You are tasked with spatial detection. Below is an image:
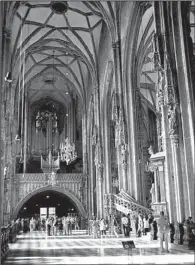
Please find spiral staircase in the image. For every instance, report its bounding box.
[105,189,153,218]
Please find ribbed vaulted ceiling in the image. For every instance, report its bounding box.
[11,1,105,106]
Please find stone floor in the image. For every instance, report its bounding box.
[2,230,195,264]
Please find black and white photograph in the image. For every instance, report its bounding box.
[0,1,195,264]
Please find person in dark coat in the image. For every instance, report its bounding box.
[148,214,154,231]
[179,223,184,245]
[135,216,139,236]
[169,223,175,243]
[126,214,131,237]
[152,220,158,240]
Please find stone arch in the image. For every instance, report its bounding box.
[12,186,87,219]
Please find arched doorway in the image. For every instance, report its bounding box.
[17,190,78,218]
[13,186,87,220]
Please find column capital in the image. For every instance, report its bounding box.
[148,161,158,172]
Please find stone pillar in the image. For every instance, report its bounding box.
[82,108,89,215]
[97,167,104,219]
[82,109,88,174]
[154,168,159,203]
[161,103,174,222]
[121,144,127,191]
[171,2,195,219]
[67,103,71,140]
[170,134,184,223]
[112,42,129,193]
[0,7,3,263]
[93,83,104,219]
[23,93,28,173]
[104,119,112,194]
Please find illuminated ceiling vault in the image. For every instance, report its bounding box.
[8,1,157,112]
[10,1,107,108]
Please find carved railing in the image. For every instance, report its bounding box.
[16,173,87,204]
[1,226,9,261]
[104,191,153,218]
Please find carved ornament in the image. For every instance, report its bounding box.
[167,103,179,136]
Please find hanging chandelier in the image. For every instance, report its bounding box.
[60,138,77,165]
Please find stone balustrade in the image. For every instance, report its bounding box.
[9,221,20,243]
[104,193,153,218]
[1,226,9,261]
[15,173,87,203]
[1,219,23,261]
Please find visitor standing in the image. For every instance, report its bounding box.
[30,217,35,233]
[135,216,139,236]
[143,215,150,235]
[157,211,169,253]
[46,218,51,236]
[148,213,154,231]
[121,214,128,237]
[127,213,131,237]
[137,215,144,237]
[113,215,119,238]
[100,218,107,238]
[91,217,99,239]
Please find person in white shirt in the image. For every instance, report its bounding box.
[100,218,107,238]
[143,215,150,235]
[121,214,128,237]
[157,211,169,253]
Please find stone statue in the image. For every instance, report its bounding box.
[157,115,163,151]
[157,70,164,98]
[148,145,154,155]
[94,140,103,171]
[48,171,56,186]
[167,104,179,135]
[121,144,127,164]
[150,183,155,203]
[4,192,10,213]
[7,199,10,213]
[4,166,8,178]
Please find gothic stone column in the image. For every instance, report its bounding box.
[170,134,185,223]
[96,165,104,219]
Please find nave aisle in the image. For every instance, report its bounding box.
[2,231,194,265]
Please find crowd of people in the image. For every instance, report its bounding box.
[89,212,195,252]
[45,215,80,236]
[12,211,194,252]
[19,215,80,236]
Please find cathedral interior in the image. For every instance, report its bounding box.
[0,1,195,264]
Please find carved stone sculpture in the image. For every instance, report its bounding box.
[48,171,57,186]
[150,183,155,203]
[167,104,179,135]
[148,145,154,155]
